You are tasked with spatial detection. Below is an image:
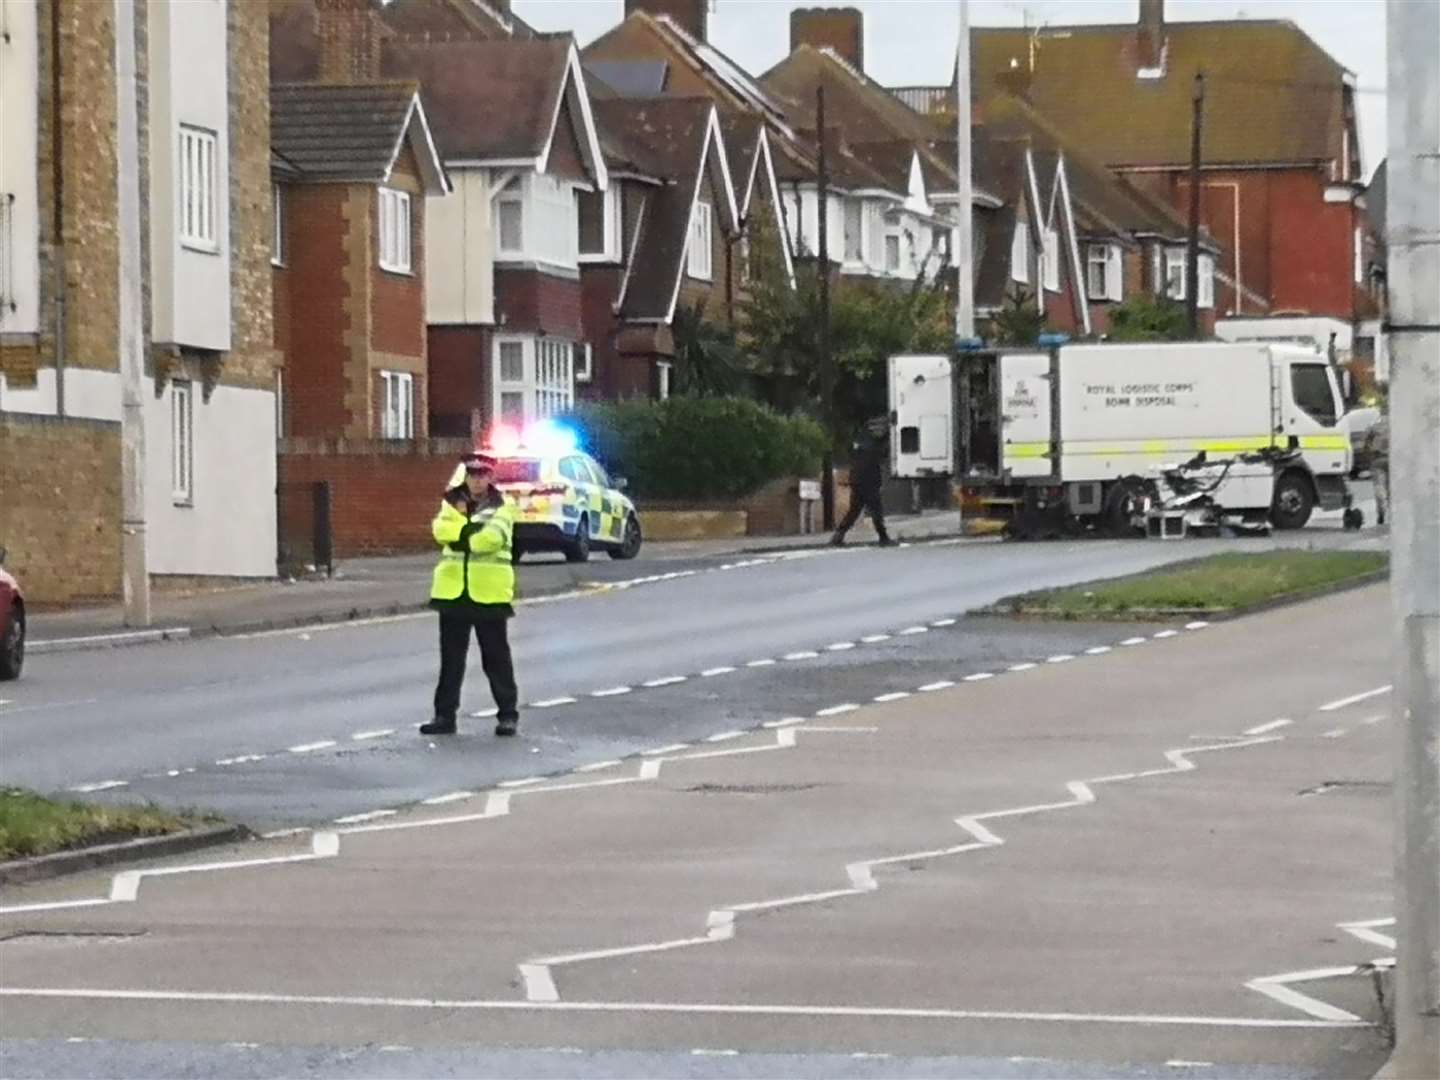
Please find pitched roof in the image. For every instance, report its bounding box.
[380,0,538,41]
[591,98,737,322]
[971,21,1349,168]
[270,81,448,193]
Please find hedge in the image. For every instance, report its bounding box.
[563,397,826,501]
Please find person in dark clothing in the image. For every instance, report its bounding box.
[831,417,894,547]
[422,453,520,737]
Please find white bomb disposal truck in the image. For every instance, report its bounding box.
[889,342,1355,538]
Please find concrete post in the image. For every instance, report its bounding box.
[1382,1,1440,1075]
[955,0,974,341]
[115,0,150,626]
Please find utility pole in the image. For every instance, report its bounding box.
[955,0,975,341]
[1185,71,1204,338]
[816,82,836,532]
[1380,1,1439,1075]
[115,0,150,626]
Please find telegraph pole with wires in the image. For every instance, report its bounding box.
[816,82,836,532]
[955,0,975,342]
[1185,71,1205,337]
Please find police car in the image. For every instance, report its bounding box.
[486,421,642,564]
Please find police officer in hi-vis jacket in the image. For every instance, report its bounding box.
[422,452,520,737]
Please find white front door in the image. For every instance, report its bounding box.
[1000,353,1053,478]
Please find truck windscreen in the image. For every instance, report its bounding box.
[1291,364,1339,427]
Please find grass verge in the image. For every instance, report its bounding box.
[0,788,213,861]
[988,550,1388,620]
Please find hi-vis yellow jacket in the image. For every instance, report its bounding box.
[430,496,516,606]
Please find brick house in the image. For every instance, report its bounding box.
[270,82,450,440]
[1,0,278,604]
[956,0,1372,322]
[583,96,742,400]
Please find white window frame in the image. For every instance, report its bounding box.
[1010,220,1030,284]
[1086,243,1122,302]
[378,187,412,274]
[657,360,672,401]
[577,185,622,263]
[1042,226,1060,292]
[380,370,415,439]
[535,338,573,418]
[271,183,284,267]
[497,194,524,257]
[843,198,864,264]
[179,125,220,253]
[687,201,714,281]
[1164,248,1187,300]
[1353,225,1364,285]
[492,336,574,426]
[884,233,901,272]
[171,380,194,505]
[1198,253,1215,309]
[574,341,593,383]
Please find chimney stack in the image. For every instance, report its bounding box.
[1138,0,1165,70]
[790,7,864,72]
[315,0,385,83]
[625,0,710,43]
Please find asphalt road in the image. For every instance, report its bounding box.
[0,529,1377,829]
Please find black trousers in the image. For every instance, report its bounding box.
[433,610,518,723]
[833,488,890,542]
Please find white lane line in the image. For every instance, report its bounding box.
[1359,714,1387,726]
[1120,637,1148,647]
[761,718,806,729]
[215,755,267,766]
[333,810,396,825]
[1154,630,1180,639]
[692,1049,739,1057]
[826,642,856,651]
[70,780,128,794]
[574,760,623,773]
[705,731,746,743]
[1185,621,1211,631]
[1167,1061,1214,1069]
[1244,718,1293,736]
[531,697,579,709]
[1321,729,1348,739]
[288,740,336,754]
[930,618,957,628]
[873,692,911,703]
[1085,646,1112,655]
[0,987,1367,1029]
[642,743,690,756]
[700,667,736,678]
[497,777,545,788]
[1008,662,1038,673]
[642,676,686,688]
[919,681,955,692]
[783,651,820,661]
[591,687,632,698]
[351,729,395,742]
[816,704,859,717]
[421,791,473,806]
[963,672,995,682]
[746,659,776,668]
[861,634,891,644]
[898,626,928,636]
[1047,654,1075,664]
[1319,685,1392,712]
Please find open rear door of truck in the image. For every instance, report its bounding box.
[889,354,953,478]
[1000,352,1054,479]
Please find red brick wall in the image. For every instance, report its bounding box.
[429,325,490,437]
[372,150,428,358]
[277,440,473,558]
[494,267,584,339]
[281,184,353,438]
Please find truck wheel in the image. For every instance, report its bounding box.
[1270,472,1315,530]
[1102,479,1148,539]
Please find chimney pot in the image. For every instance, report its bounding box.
[1138,0,1165,70]
[625,0,710,43]
[790,7,865,72]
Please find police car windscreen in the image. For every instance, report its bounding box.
[494,459,541,484]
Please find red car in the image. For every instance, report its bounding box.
[0,548,24,681]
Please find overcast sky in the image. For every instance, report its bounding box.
[513,0,1389,178]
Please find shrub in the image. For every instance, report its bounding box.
[563,397,825,501]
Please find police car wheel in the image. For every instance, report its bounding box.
[565,518,591,563]
[609,514,642,560]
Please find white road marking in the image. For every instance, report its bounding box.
[642,743,691,755]
[421,791,473,806]
[260,828,309,840]
[1319,685,1392,712]
[898,626,928,636]
[860,634,891,643]
[1008,662,1038,673]
[351,729,395,741]
[826,642,856,651]
[288,740,336,754]
[746,659,776,668]
[816,704,860,717]
[962,673,995,683]
[574,760,623,773]
[1085,646,1112,655]
[1244,718,1293,736]
[919,681,955,692]
[783,651,820,661]
[874,692,911,703]
[531,697,578,709]
[1153,630,1180,639]
[1047,655,1075,664]
[642,676,686,688]
[1120,637,1148,646]
[0,987,1365,1029]
[700,667,736,677]
[930,618,957,628]
[1338,917,1397,951]
[1321,729,1348,739]
[692,1049,739,1056]
[705,731,746,743]
[332,810,396,825]
[761,718,806,728]
[215,755,267,766]
[591,687,632,698]
[471,708,499,719]
[497,777,545,788]
[1185,621,1211,630]
[70,781,128,793]
[1359,713,1387,726]
[1167,1061,1214,1068]
[1245,967,1367,1022]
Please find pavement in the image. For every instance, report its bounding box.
[0,586,1396,1078]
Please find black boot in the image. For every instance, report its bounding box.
[420,718,457,736]
[494,715,518,737]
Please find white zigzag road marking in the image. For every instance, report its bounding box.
[1245,967,1368,1023]
[519,735,1281,1003]
[1338,917,1397,951]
